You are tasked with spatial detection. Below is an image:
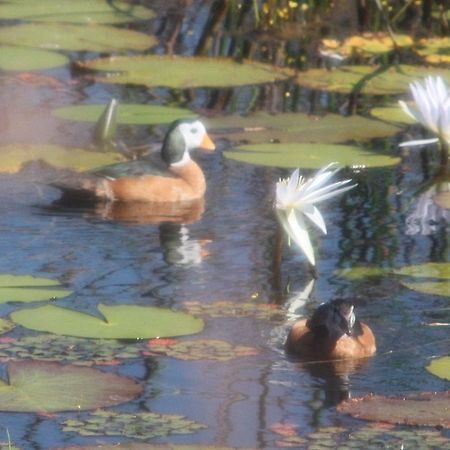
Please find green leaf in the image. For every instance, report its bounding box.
[0,318,15,335]
[297,65,450,95]
[370,106,416,125]
[0,45,68,71]
[208,112,400,144]
[426,356,450,381]
[78,56,292,88]
[417,37,450,64]
[11,304,204,339]
[0,360,142,412]
[0,23,155,52]
[0,144,123,173]
[0,274,71,303]
[54,103,196,125]
[335,267,387,280]
[401,281,450,297]
[224,143,400,169]
[393,263,450,279]
[0,0,154,24]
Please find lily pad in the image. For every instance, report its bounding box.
[0,318,15,335]
[335,267,387,280]
[0,144,123,173]
[61,410,206,439]
[54,104,196,125]
[0,0,155,24]
[0,45,68,71]
[393,262,450,279]
[208,112,400,144]
[370,106,416,125]
[426,356,450,381]
[417,37,450,64]
[78,56,292,88]
[0,360,142,412]
[401,281,450,297]
[182,300,282,320]
[11,304,204,339]
[297,65,450,95]
[0,274,71,303]
[147,338,259,361]
[0,334,144,365]
[224,143,400,169]
[0,23,154,52]
[337,391,450,427]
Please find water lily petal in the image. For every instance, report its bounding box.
[399,137,439,147]
[303,205,327,234]
[300,179,356,204]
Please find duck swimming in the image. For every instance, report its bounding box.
[48,118,215,203]
[285,299,376,360]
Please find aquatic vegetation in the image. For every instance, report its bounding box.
[11,304,204,339]
[0,360,142,412]
[426,356,450,381]
[275,163,356,266]
[0,46,68,71]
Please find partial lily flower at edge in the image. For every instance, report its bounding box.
[275,163,356,266]
[398,76,450,149]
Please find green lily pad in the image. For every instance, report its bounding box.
[0,45,68,71]
[0,360,142,412]
[0,274,71,303]
[297,65,450,95]
[0,0,154,24]
[208,112,400,144]
[370,106,416,125]
[337,391,450,427]
[61,410,206,440]
[426,356,450,381]
[147,338,259,361]
[401,281,450,297]
[0,144,123,173]
[0,23,154,52]
[417,37,450,64]
[224,143,400,169]
[335,267,387,280]
[78,56,292,88]
[54,104,196,125]
[182,300,283,320]
[11,304,204,339]
[0,334,144,365]
[393,262,450,279]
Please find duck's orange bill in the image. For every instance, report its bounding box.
[200,133,216,151]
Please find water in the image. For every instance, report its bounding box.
[0,3,449,449]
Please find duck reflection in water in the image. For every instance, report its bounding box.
[286,299,376,405]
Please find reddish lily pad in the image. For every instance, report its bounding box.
[0,360,142,412]
[61,410,206,439]
[78,55,292,88]
[0,23,154,52]
[147,338,260,361]
[337,391,450,427]
[426,357,450,381]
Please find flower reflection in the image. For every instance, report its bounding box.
[275,163,356,266]
[405,178,450,235]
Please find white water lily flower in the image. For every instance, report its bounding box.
[275,163,356,266]
[399,76,450,147]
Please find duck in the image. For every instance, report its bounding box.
[47,118,215,203]
[285,299,376,360]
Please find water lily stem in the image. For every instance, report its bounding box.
[440,140,449,175]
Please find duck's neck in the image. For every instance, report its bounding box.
[169,160,206,197]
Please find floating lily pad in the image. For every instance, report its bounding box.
[147,338,259,361]
[208,112,400,144]
[0,360,142,412]
[0,0,154,24]
[393,262,450,279]
[335,267,387,280]
[182,300,282,320]
[0,45,68,71]
[297,65,450,95]
[0,144,122,173]
[78,56,292,88]
[417,37,450,64]
[53,104,196,125]
[401,281,450,297]
[60,446,241,450]
[0,23,154,52]
[337,391,450,427]
[0,334,144,365]
[370,106,416,125]
[224,143,400,169]
[426,356,450,381]
[0,274,71,303]
[11,304,204,339]
[61,410,206,440]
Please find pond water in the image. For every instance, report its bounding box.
[0,1,449,449]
